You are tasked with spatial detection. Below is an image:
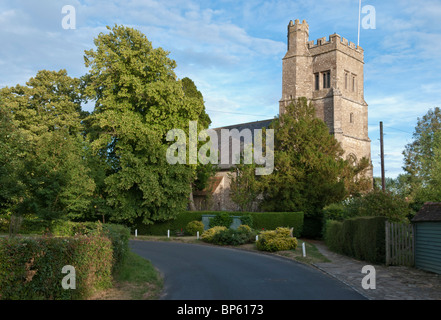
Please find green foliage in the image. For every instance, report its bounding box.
[323,203,346,221]
[0,235,113,300]
[403,107,441,204]
[237,224,252,233]
[324,217,386,264]
[209,227,256,246]
[343,188,411,222]
[256,227,298,252]
[134,211,205,235]
[0,70,95,221]
[185,220,204,236]
[209,212,233,228]
[228,155,262,212]
[102,223,131,272]
[201,226,227,243]
[239,214,253,228]
[83,25,209,225]
[260,98,349,217]
[249,212,303,237]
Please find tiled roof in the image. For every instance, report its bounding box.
[412,202,441,222]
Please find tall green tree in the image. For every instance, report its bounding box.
[260,98,347,215]
[83,25,210,224]
[403,107,441,204]
[0,70,94,221]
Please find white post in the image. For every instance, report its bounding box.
[167,230,170,238]
[302,242,306,257]
[197,231,199,240]
[256,235,259,242]
[135,229,137,237]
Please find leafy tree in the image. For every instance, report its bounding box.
[180,77,215,210]
[0,70,95,221]
[0,106,26,216]
[260,98,347,215]
[228,150,261,212]
[83,25,210,224]
[343,188,412,222]
[403,107,441,204]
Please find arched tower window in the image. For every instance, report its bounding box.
[350,112,354,124]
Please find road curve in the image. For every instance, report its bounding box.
[130,240,366,300]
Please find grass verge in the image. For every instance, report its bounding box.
[90,251,163,300]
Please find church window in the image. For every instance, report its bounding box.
[350,112,354,123]
[315,73,319,90]
[323,71,330,89]
[345,72,348,89]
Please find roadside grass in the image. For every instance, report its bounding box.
[275,239,331,264]
[90,251,163,300]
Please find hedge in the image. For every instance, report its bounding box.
[135,211,304,237]
[324,216,386,264]
[0,235,113,300]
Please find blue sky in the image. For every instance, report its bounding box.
[1,0,440,179]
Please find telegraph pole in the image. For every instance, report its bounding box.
[380,121,386,191]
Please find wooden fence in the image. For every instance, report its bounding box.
[385,221,414,267]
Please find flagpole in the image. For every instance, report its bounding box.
[358,0,361,46]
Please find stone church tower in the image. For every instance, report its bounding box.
[279,19,372,170]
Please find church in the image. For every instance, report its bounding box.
[193,19,372,211]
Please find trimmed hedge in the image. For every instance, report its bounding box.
[135,211,304,237]
[324,216,386,264]
[0,235,113,300]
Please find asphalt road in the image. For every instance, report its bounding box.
[130,240,366,300]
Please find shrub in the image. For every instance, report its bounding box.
[209,212,233,228]
[210,229,249,246]
[323,203,346,221]
[237,224,252,233]
[101,223,131,272]
[185,221,204,236]
[201,226,227,243]
[239,215,253,228]
[208,225,256,246]
[343,189,411,223]
[0,235,113,300]
[256,227,298,252]
[324,216,386,263]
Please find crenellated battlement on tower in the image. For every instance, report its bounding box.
[288,19,309,33]
[307,33,364,56]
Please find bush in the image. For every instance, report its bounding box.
[324,216,386,263]
[0,235,113,300]
[209,212,233,228]
[239,215,253,228]
[323,203,346,221]
[101,223,130,272]
[201,226,227,243]
[237,224,252,233]
[210,229,249,246]
[343,189,411,223]
[185,221,204,236]
[256,227,298,252]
